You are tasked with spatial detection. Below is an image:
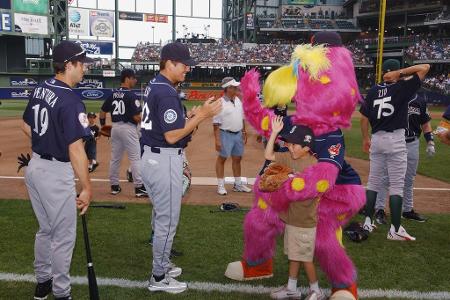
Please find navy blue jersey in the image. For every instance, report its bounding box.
[90,124,100,138]
[360,74,421,134]
[141,74,190,148]
[23,78,91,162]
[405,94,431,139]
[443,105,450,121]
[101,87,142,125]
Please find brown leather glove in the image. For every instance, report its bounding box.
[259,163,293,192]
[99,125,112,137]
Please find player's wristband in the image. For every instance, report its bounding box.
[100,118,106,126]
[424,132,434,143]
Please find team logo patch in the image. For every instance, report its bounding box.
[304,135,312,143]
[164,109,177,124]
[78,113,89,128]
[328,143,342,158]
[135,100,141,107]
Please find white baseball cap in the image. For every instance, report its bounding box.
[221,77,240,89]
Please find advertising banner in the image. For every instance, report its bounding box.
[69,7,89,36]
[10,77,39,86]
[0,0,11,9]
[0,88,33,99]
[14,13,48,35]
[144,13,168,23]
[119,11,143,21]
[77,78,104,89]
[13,0,48,15]
[0,11,12,32]
[284,0,316,4]
[246,13,254,29]
[89,10,114,37]
[75,40,113,55]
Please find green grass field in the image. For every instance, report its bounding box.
[0,200,449,299]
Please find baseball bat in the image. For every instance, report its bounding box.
[90,204,126,209]
[81,214,100,300]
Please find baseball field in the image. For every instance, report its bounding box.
[0,100,449,299]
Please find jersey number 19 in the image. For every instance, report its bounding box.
[32,104,49,136]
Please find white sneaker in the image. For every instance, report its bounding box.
[217,185,228,195]
[387,224,416,241]
[305,289,326,300]
[167,262,182,278]
[270,286,301,299]
[148,275,187,294]
[233,184,252,193]
[363,216,377,232]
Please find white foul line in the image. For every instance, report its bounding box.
[1,175,450,191]
[0,272,449,299]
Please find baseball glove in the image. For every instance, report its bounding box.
[259,163,293,192]
[99,125,112,137]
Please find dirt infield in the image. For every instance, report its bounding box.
[1,117,449,213]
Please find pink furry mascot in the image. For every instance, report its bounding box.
[224,32,366,299]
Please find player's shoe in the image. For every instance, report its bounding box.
[402,209,427,222]
[168,262,182,278]
[270,286,301,299]
[54,295,72,300]
[169,248,184,258]
[217,185,228,196]
[304,290,326,300]
[233,184,252,193]
[126,169,133,182]
[148,274,187,294]
[111,185,122,195]
[387,224,416,241]
[34,278,52,300]
[375,209,387,225]
[135,185,148,197]
[362,216,377,232]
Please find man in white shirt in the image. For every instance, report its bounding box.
[213,77,252,195]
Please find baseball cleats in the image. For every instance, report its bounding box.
[126,169,133,182]
[34,278,52,300]
[233,184,252,193]
[387,224,416,241]
[375,209,387,225]
[135,185,148,197]
[362,216,376,232]
[88,162,99,173]
[148,274,187,294]
[270,286,301,299]
[111,185,122,195]
[402,210,427,222]
[217,185,228,196]
[305,290,326,300]
[168,262,182,278]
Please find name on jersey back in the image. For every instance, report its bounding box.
[33,87,59,108]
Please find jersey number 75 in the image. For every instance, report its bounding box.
[373,96,394,119]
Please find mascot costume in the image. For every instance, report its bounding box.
[225,32,366,299]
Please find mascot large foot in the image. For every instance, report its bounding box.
[331,282,358,300]
[224,259,273,281]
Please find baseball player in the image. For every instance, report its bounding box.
[99,69,147,197]
[140,42,221,294]
[21,41,93,300]
[360,59,430,241]
[362,93,435,224]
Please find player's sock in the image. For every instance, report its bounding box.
[235,177,242,186]
[287,277,297,291]
[364,190,377,220]
[218,178,225,187]
[310,281,320,293]
[389,195,403,231]
[153,274,165,282]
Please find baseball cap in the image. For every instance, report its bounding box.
[279,124,315,148]
[161,42,197,66]
[311,31,343,47]
[52,40,94,64]
[382,59,401,72]
[87,112,97,118]
[221,77,240,89]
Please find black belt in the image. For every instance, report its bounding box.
[149,147,182,155]
[220,129,240,134]
[406,137,418,143]
[37,153,69,162]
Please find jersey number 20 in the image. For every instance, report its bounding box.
[32,104,49,136]
[373,96,394,119]
[112,100,125,115]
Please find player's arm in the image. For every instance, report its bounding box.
[99,98,111,126]
[242,120,247,144]
[213,123,221,151]
[360,114,371,154]
[133,113,141,124]
[264,116,284,161]
[21,121,31,138]
[69,139,92,215]
[164,99,222,145]
[400,64,430,81]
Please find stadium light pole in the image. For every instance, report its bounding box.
[115,0,119,69]
[152,26,155,44]
[375,0,387,84]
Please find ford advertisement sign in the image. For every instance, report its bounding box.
[81,89,104,99]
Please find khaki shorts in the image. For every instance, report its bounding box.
[284,225,316,262]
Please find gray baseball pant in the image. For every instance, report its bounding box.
[24,154,77,298]
[367,129,407,197]
[110,122,143,186]
[375,139,420,212]
[140,146,183,277]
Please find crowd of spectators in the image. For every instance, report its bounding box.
[406,38,450,61]
[132,40,371,66]
[423,73,450,95]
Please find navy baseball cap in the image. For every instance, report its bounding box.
[87,112,97,118]
[161,42,197,66]
[311,31,343,47]
[382,59,401,72]
[53,40,94,64]
[279,123,315,148]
